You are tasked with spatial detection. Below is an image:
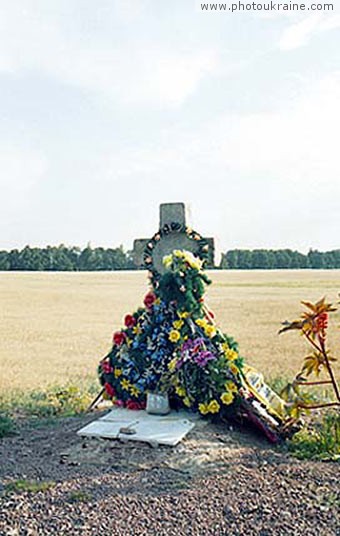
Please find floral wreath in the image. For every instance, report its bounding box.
[142,222,211,288]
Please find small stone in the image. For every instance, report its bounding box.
[223,505,235,521]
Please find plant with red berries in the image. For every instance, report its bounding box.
[279,297,340,419]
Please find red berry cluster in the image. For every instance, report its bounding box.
[316,312,328,340]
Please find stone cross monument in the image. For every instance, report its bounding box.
[132,203,215,272]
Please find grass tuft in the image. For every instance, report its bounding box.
[0,413,15,438]
[5,479,56,494]
[68,490,93,503]
[289,411,340,461]
[0,381,99,420]
[267,376,290,394]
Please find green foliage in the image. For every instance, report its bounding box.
[289,412,340,460]
[0,413,14,438]
[0,251,10,270]
[0,244,135,271]
[2,245,340,271]
[5,479,56,494]
[220,248,340,269]
[158,264,211,314]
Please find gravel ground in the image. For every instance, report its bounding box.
[0,412,339,536]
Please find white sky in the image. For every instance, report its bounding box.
[1,0,339,253]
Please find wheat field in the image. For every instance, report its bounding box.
[1,270,340,394]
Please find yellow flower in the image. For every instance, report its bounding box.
[204,325,216,338]
[182,251,203,270]
[155,297,161,305]
[163,254,173,268]
[191,261,202,271]
[130,385,140,397]
[229,363,239,376]
[168,358,178,372]
[175,386,186,397]
[207,399,220,414]
[225,380,238,393]
[169,329,181,343]
[178,311,190,319]
[114,368,122,378]
[173,319,184,330]
[195,318,207,329]
[225,349,238,361]
[174,250,184,258]
[189,259,202,271]
[220,391,234,406]
[121,378,131,390]
[183,396,191,407]
[221,342,229,353]
[126,337,132,347]
[132,325,142,335]
[198,402,209,415]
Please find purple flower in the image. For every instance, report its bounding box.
[194,350,216,367]
[179,338,217,368]
[182,339,193,352]
[182,338,205,353]
[176,358,184,369]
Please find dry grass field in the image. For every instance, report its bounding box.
[1,270,340,395]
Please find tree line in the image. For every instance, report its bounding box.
[0,245,134,271]
[220,249,340,269]
[0,245,339,271]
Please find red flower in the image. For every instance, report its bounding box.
[113,331,127,346]
[126,400,138,410]
[124,314,136,329]
[144,291,156,309]
[102,361,113,374]
[104,382,116,398]
[126,399,145,410]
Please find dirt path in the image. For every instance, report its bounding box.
[0,413,339,536]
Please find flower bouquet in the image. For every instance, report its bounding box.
[98,249,288,441]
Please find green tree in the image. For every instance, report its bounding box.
[307,249,325,269]
[0,251,10,270]
[251,250,270,269]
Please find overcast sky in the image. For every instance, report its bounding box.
[1,0,339,253]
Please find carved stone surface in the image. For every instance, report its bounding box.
[132,239,149,267]
[159,202,187,228]
[132,203,215,269]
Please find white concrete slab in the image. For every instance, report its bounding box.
[99,408,200,423]
[77,408,197,446]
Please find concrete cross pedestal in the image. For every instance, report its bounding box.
[132,203,214,272]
